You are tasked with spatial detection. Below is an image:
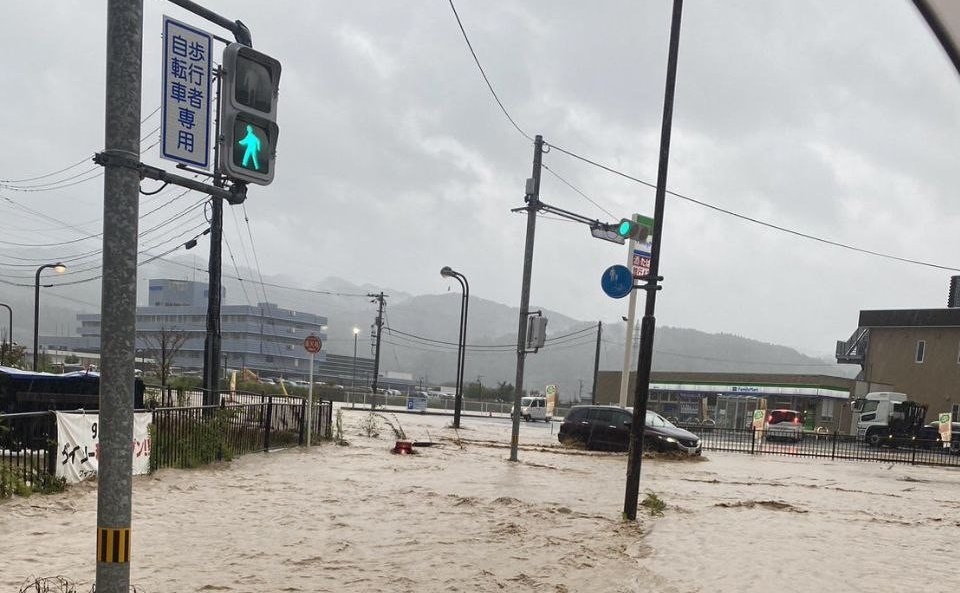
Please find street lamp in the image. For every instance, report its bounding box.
[352,326,360,390]
[440,266,469,429]
[0,303,11,366]
[34,262,66,371]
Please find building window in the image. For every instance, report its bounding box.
[820,399,835,421]
[916,340,926,364]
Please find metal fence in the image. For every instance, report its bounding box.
[692,425,960,467]
[0,395,333,493]
[0,411,57,494]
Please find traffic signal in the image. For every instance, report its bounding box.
[526,316,548,350]
[616,218,649,242]
[220,43,281,185]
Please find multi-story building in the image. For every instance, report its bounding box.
[40,279,374,383]
[836,306,960,423]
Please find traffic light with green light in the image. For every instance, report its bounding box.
[220,43,281,186]
[616,218,649,242]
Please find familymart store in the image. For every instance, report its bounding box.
[646,381,852,433]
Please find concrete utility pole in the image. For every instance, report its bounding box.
[96,0,143,590]
[591,321,602,404]
[623,0,684,522]
[368,292,386,407]
[510,135,544,462]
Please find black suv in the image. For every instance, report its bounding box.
[558,405,702,454]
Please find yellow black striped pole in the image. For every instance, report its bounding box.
[97,528,131,564]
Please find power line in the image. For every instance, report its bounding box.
[0,106,161,185]
[446,0,532,142]
[445,3,960,273]
[547,142,960,272]
[541,163,615,218]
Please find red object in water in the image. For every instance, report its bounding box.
[392,440,414,454]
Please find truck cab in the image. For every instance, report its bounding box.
[852,391,927,446]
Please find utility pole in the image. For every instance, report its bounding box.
[624,0,684,521]
[96,1,142,590]
[368,292,386,408]
[591,321,602,405]
[202,60,226,407]
[510,135,544,462]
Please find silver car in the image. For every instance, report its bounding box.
[765,409,803,442]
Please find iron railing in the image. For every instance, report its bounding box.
[694,426,960,467]
[1,395,333,492]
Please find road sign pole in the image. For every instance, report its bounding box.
[96,1,143,590]
[619,213,641,407]
[307,351,314,447]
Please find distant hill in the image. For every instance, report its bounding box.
[4,255,856,398]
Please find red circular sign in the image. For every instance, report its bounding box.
[303,335,322,354]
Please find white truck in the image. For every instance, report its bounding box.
[851,391,928,446]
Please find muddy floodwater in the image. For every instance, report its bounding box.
[2,409,958,592]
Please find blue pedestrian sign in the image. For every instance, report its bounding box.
[601,265,634,299]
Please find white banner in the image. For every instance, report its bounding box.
[55,412,153,483]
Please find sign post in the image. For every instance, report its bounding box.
[161,16,213,169]
[939,412,952,448]
[303,335,322,446]
[619,214,654,408]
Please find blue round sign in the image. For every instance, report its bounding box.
[601,265,634,299]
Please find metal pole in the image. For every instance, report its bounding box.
[96,0,142,589]
[591,321,602,405]
[352,329,358,390]
[202,65,225,407]
[624,0,683,521]
[619,235,640,407]
[307,351,314,446]
[448,273,466,428]
[459,274,469,422]
[510,135,543,462]
[33,265,47,371]
[0,303,11,366]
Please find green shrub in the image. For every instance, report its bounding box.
[641,490,666,517]
[151,408,237,470]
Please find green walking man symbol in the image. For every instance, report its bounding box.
[238,124,262,170]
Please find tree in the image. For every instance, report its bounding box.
[493,381,516,403]
[0,340,27,369]
[142,326,189,388]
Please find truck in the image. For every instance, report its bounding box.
[851,391,929,447]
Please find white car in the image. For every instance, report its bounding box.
[764,409,804,442]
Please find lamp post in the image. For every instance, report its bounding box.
[440,266,469,429]
[0,303,11,367]
[352,326,360,390]
[33,262,66,371]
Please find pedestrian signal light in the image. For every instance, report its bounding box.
[220,43,281,186]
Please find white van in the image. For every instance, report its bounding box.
[521,396,548,422]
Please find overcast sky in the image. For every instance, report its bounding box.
[2,0,960,357]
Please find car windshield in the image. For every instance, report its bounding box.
[768,410,799,424]
[521,397,533,406]
[645,412,674,428]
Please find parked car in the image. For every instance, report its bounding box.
[558,405,701,455]
[917,421,960,452]
[764,409,803,442]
